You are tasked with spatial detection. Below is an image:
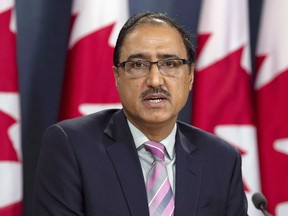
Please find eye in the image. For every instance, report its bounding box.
[163,59,179,68]
[130,61,146,68]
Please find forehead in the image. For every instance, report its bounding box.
[120,24,186,60]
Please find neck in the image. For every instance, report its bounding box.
[128,119,176,142]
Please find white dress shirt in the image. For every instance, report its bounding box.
[127,120,177,193]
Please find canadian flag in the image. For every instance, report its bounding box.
[192,0,261,215]
[255,0,288,215]
[0,0,22,215]
[59,0,128,120]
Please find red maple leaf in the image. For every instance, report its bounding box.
[0,7,22,214]
[256,55,288,213]
[0,9,19,162]
[196,33,211,58]
[0,9,18,92]
[192,34,254,133]
[0,110,19,161]
[193,34,254,193]
[59,22,120,120]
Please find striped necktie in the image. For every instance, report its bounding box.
[144,141,175,216]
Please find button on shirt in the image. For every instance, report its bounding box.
[127,120,177,193]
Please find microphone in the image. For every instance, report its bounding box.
[252,192,270,216]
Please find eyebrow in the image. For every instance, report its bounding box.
[127,53,148,60]
[127,53,181,61]
[159,54,180,59]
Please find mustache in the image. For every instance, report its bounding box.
[140,87,171,99]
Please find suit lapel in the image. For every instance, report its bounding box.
[174,127,203,216]
[104,110,149,216]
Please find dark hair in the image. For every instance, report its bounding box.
[113,12,196,66]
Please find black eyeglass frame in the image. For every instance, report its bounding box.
[116,58,191,77]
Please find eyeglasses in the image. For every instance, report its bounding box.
[117,58,191,77]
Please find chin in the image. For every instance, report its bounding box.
[142,113,173,124]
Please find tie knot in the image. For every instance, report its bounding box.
[144,141,165,161]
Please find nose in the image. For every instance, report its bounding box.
[146,63,164,87]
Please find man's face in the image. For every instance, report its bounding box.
[114,24,194,129]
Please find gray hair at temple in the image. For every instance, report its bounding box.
[113,12,196,66]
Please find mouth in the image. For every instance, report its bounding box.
[140,88,170,107]
[148,98,165,103]
[143,94,168,105]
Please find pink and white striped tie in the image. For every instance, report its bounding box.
[144,141,175,216]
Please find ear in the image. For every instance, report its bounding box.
[188,64,194,91]
[113,66,120,89]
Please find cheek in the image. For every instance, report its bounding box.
[174,76,191,92]
[118,79,142,99]
[170,76,192,104]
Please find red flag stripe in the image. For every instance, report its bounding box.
[192,1,261,215]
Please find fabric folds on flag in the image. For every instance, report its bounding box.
[255,0,288,215]
[192,0,261,215]
[0,0,22,215]
[59,0,129,120]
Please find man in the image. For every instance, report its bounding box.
[33,12,248,215]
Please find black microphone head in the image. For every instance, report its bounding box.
[252,192,268,210]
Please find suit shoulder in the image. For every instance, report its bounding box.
[62,108,120,124]
[177,121,238,155]
[56,109,120,130]
[42,109,123,151]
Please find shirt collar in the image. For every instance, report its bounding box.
[127,120,177,159]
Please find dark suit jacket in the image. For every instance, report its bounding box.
[33,109,248,216]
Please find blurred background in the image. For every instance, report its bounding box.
[1,0,288,215]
